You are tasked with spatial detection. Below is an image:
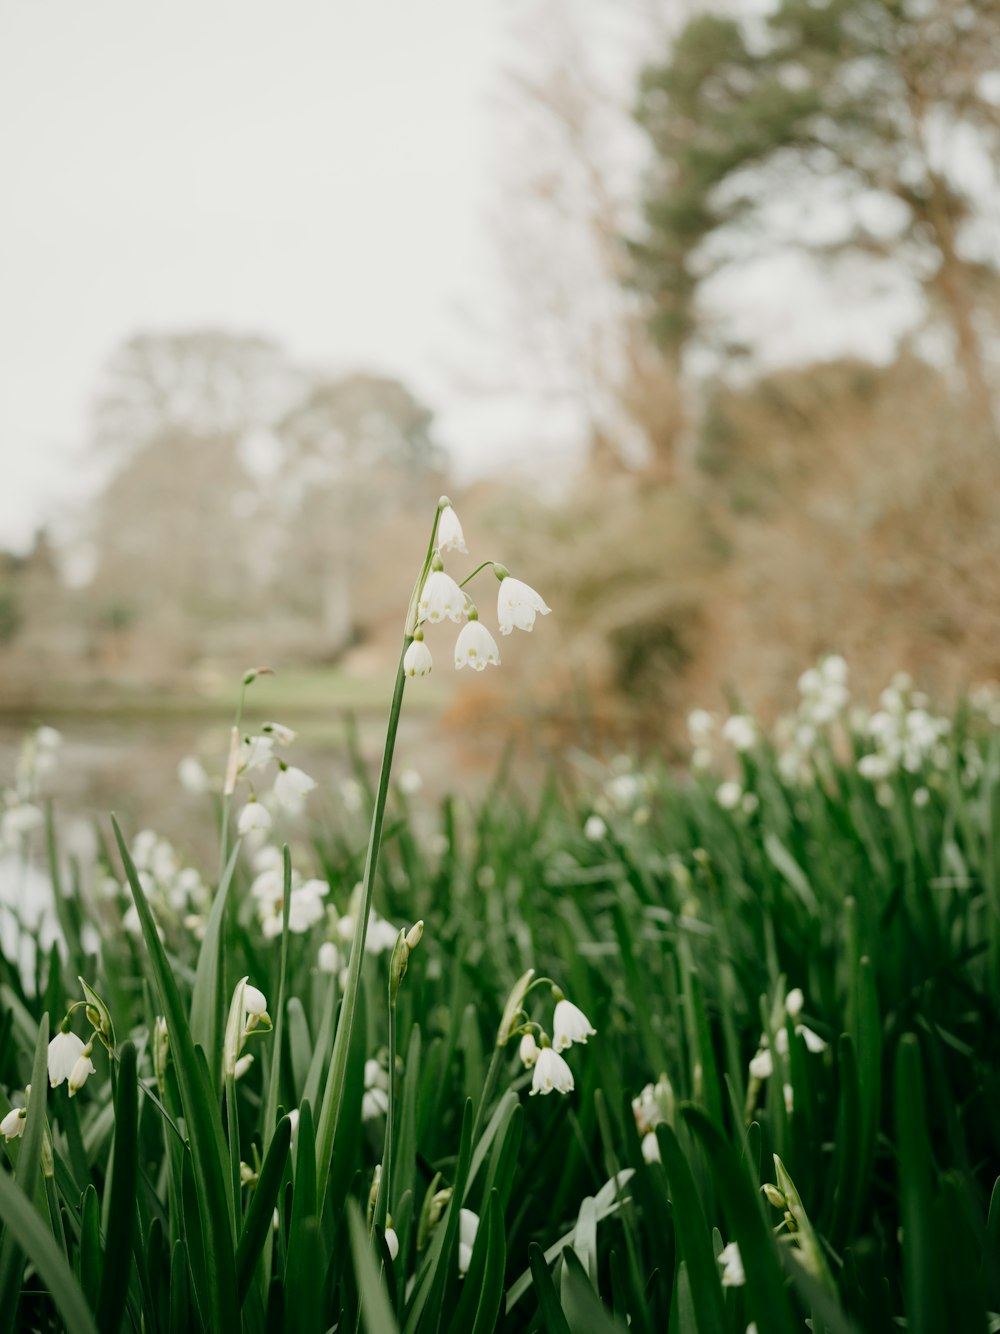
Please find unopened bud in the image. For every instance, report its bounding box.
[405,920,424,951]
[762,1183,786,1209]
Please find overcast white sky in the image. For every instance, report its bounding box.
[0,0,926,554]
[0,0,534,550]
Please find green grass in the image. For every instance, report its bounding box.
[1,686,999,1332]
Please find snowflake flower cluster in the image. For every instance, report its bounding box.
[113,829,211,939]
[687,657,990,805]
[0,725,62,850]
[403,501,550,679]
[516,991,596,1097]
[747,986,826,1115]
[856,674,951,785]
[631,1074,675,1164]
[224,978,272,1079]
[249,845,330,939]
[222,718,317,841]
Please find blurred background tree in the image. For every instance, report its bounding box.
[1,0,999,763]
[631,0,1000,432]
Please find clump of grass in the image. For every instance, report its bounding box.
[0,524,998,1330]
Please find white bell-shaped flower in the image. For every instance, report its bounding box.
[454,618,500,672]
[48,1030,88,1088]
[404,639,433,678]
[385,1226,400,1262]
[718,1241,745,1287]
[519,1033,539,1068]
[419,571,467,625]
[260,721,297,745]
[458,1209,479,1275]
[749,1047,773,1080]
[273,765,316,810]
[244,984,268,1017]
[318,941,341,974]
[436,505,468,554]
[496,576,550,635]
[641,1131,661,1164]
[552,999,596,1052]
[67,1045,96,1097]
[530,1045,574,1096]
[0,1107,25,1140]
[238,801,272,836]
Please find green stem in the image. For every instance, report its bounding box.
[315,499,448,1200]
[373,998,396,1238]
[218,678,251,884]
[458,560,498,590]
[314,644,409,1201]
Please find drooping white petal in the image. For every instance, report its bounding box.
[403,640,433,678]
[798,1023,827,1053]
[496,577,551,636]
[273,766,316,810]
[454,620,500,672]
[385,1226,400,1262]
[749,1047,773,1080]
[238,801,272,836]
[260,721,297,745]
[362,1087,389,1120]
[718,1241,745,1287]
[641,1131,661,1164]
[436,505,468,554]
[519,1033,539,1068]
[552,1000,596,1052]
[318,941,341,974]
[67,1048,96,1097]
[459,1209,480,1252]
[530,1046,574,1096]
[584,815,606,841]
[48,1031,87,1088]
[418,571,467,624]
[0,1108,25,1140]
[244,984,268,1016]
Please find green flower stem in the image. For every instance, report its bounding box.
[372,995,396,1239]
[316,499,449,1202]
[458,560,498,590]
[315,645,407,1203]
[217,675,252,884]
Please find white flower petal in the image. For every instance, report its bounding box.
[530,1047,574,1096]
[749,1047,773,1080]
[436,505,468,554]
[273,766,316,810]
[67,1049,96,1097]
[418,571,467,625]
[519,1033,539,1068]
[404,640,433,678]
[496,576,550,636]
[718,1241,745,1287]
[0,1107,25,1140]
[552,1000,596,1052]
[238,801,272,836]
[48,1031,87,1088]
[454,620,500,672]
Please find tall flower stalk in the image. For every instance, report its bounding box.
[313,498,449,1197]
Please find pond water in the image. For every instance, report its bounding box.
[0,704,542,929]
